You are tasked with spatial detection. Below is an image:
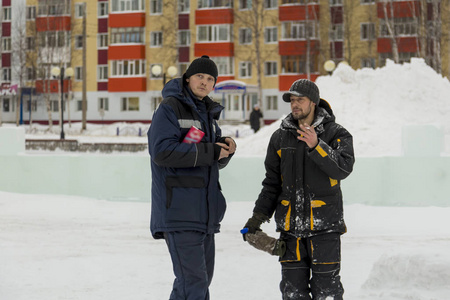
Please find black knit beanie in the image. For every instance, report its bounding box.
[282,79,320,105]
[185,55,218,84]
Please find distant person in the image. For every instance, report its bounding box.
[241,79,355,299]
[249,104,263,133]
[147,55,236,299]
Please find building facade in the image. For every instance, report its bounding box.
[1,0,449,125]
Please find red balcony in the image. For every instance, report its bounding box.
[377,37,419,53]
[109,12,145,28]
[36,16,71,32]
[279,40,319,56]
[36,79,71,94]
[196,8,233,25]
[279,74,319,91]
[109,45,145,60]
[108,77,146,92]
[377,1,420,18]
[194,42,234,57]
[279,4,320,22]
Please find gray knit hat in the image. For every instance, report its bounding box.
[282,79,320,105]
[185,55,218,84]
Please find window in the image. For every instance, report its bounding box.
[75,67,83,81]
[24,97,37,112]
[239,28,252,44]
[329,0,343,6]
[111,27,144,44]
[38,0,71,16]
[281,0,317,4]
[179,0,190,12]
[111,0,145,12]
[2,98,11,112]
[98,34,109,48]
[26,6,36,20]
[98,65,108,81]
[282,21,318,40]
[264,0,277,9]
[281,55,318,73]
[26,37,36,51]
[76,100,83,112]
[150,0,162,14]
[121,97,140,111]
[266,95,278,111]
[239,62,252,78]
[361,0,375,3]
[239,0,252,10]
[380,18,418,37]
[361,23,375,40]
[3,7,11,21]
[178,30,190,46]
[151,96,163,111]
[2,38,11,52]
[197,25,232,42]
[98,97,109,111]
[75,3,85,18]
[52,100,59,112]
[150,31,163,47]
[111,60,146,77]
[329,24,343,41]
[98,2,109,16]
[198,0,232,8]
[27,68,37,81]
[361,58,376,69]
[75,35,84,49]
[264,61,277,76]
[2,68,11,81]
[178,63,189,75]
[212,57,233,75]
[265,27,277,43]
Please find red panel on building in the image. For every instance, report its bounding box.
[2,53,11,67]
[108,77,146,92]
[195,8,233,25]
[36,79,71,93]
[179,47,190,62]
[98,18,108,33]
[330,6,343,24]
[2,0,11,6]
[109,45,145,60]
[97,82,108,91]
[377,37,419,53]
[36,16,71,32]
[2,22,11,36]
[194,43,234,57]
[98,49,108,65]
[279,74,319,91]
[279,4,320,22]
[216,76,235,84]
[179,14,190,30]
[377,1,420,18]
[279,40,319,56]
[109,13,145,28]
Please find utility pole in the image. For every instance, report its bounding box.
[81,2,87,131]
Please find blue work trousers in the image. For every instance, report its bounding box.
[164,231,215,300]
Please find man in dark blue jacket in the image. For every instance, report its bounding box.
[148,55,236,300]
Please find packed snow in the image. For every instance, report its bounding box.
[1,59,450,299]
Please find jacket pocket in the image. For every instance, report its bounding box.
[309,196,342,232]
[275,199,292,232]
[165,176,206,223]
[216,182,227,223]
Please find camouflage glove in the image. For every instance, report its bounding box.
[242,212,270,241]
[245,231,286,257]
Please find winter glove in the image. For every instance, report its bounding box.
[242,212,270,241]
[244,231,286,257]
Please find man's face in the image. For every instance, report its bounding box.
[186,73,215,100]
[290,95,314,120]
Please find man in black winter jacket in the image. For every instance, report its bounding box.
[148,56,236,300]
[242,79,355,299]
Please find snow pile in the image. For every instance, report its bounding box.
[362,254,450,299]
[237,58,450,157]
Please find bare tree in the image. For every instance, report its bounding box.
[379,0,400,63]
[233,0,278,105]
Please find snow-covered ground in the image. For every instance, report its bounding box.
[1,59,450,299]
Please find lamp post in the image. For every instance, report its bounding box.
[51,66,74,140]
[151,65,178,85]
[324,60,336,75]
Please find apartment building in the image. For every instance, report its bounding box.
[1,0,449,125]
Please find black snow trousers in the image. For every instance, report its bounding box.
[279,232,344,300]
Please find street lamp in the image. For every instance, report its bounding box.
[324,60,336,75]
[51,66,74,140]
[151,65,178,85]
